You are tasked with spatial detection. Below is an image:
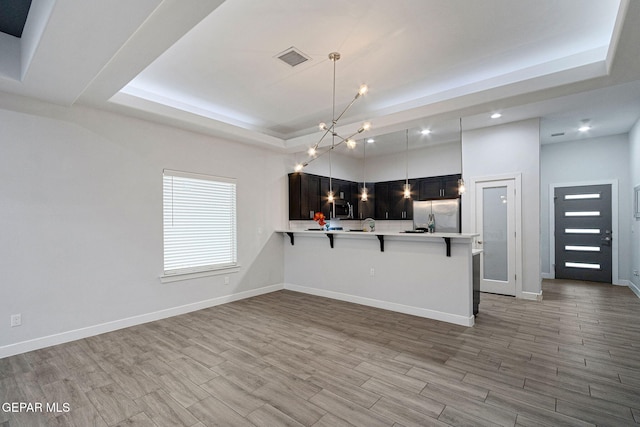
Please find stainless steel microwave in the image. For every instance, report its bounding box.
[333,199,353,219]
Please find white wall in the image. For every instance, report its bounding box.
[364,142,461,182]
[284,233,474,326]
[462,119,541,296]
[0,96,287,356]
[291,150,362,182]
[540,134,631,283]
[291,141,461,184]
[630,120,640,295]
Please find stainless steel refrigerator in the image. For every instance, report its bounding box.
[413,199,460,232]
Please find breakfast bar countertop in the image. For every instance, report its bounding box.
[276,229,478,239]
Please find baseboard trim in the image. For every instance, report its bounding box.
[0,284,284,359]
[541,273,553,279]
[629,280,640,299]
[284,283,474,327]
[520,291,543,301]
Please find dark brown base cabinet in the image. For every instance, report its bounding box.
[289,172,461,221]
[473,252,480,315]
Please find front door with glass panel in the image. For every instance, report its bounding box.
[554,184,612,283]
[476,180,516,296]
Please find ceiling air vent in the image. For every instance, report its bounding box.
[276,47,310,67]
[551,132,565,137]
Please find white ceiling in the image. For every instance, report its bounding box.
[1,0,639,157]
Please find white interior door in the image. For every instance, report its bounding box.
[476,179,516,295]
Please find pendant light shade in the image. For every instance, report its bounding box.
[404,129,411,199]
[361,138,368,201]
[328,146,334,204]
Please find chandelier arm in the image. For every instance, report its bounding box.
[340,128,366,143]
[332,92,362,124]
[312,126,361,154]
[331,133,349,144]
[313,127,334,149]
[307,139,345,163]
[300,133,350,170]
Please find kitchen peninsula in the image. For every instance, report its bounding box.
[278,229,480,326]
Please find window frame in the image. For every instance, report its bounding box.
[161,169,238,282]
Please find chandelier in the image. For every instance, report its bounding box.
[294,52,371,172]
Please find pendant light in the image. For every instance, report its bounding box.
[327,53,337,209]
[403,129,411,198]
[328,146,334,203]
[361,138,368,201]
[458,117,466,195]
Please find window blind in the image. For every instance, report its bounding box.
[163,170,237,276]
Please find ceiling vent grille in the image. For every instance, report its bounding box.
[276,47,310,67]
[551,132,565,137]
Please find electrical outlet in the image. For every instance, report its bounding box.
[224,276,230,285]
[10,314,21,327]
[370,268,375,277]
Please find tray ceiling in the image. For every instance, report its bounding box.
[1,0,639,154]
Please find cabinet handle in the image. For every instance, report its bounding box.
[310,211,314,219]
[386,212,388,219]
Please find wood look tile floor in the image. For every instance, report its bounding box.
[2,279,640,426]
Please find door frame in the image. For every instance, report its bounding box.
[469,173,523,298]
[549,179,620,284]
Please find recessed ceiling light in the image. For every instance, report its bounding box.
[421,129,431,135]
[366,138,375,143]
[578,119,591,132]
[490,113,502,119]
